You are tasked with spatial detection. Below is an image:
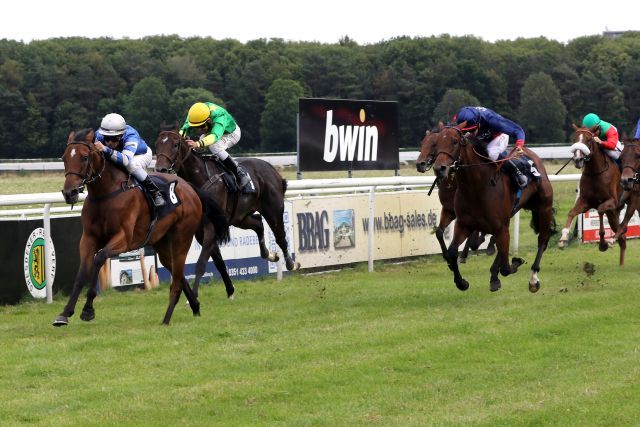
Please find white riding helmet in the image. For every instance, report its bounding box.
[99,113,127,136]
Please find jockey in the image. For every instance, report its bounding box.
[94,113,165,207]
[633,116,640,140]
[455,106,529,189]
[581,113,623,161]
[180,101,251,190]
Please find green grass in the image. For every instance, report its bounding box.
[4,164,636,425]
[1,242,640,425]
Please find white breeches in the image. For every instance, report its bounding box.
[128,147,152,181]
[486,133,510,161]
[208,126,242,160]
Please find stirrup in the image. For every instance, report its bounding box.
[151,193,166,207]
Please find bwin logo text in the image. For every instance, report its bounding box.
[323,109,379,162]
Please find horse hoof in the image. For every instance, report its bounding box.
[193,311,201,317]
[598,243,609,252]
[485,247,496,256]
[455,279,469,291]
[490,280,502,292]
[287,261,301,271]
[228,294,235,301]
[558,240,567,249]
[268,252,280,262]
[529,280,540,293]
[80,309,95,322]
[458,256,467,264]
[511,257,526,270]
[52,316,69,327]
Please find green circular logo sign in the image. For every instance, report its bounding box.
[23,228,56,298]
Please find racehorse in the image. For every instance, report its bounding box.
[431,123,554,292]
[154,130,299,298]
[416,129,496,263]
[57,129,230,326]
[610,139,640,242]
[558,125,626,265]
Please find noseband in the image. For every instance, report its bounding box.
[621,142,640,183]
[63,140,105,192]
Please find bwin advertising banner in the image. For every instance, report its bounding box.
[298,98,399,171]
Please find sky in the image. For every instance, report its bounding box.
[0,0,637,45]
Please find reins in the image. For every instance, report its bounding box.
[63,140,106,191]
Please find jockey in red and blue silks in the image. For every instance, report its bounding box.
[580,113,623,162]
[94,113,165,207]
[635,117,640,140]
[454,106,529,189]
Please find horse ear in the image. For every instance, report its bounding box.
[458,121,467,129]
[67,131,76,145]
[425,130,431,136]
[438,121,445,130]
[589,125,600,133]
[571,123,579,131]
[84,129,95,143]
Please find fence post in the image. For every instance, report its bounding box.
[368,186,376,272]
[43,203,53,304]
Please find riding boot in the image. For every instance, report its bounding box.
[141,176,166,207]
[503,159,528,189]
[221,156,251,189]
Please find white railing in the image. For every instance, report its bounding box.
[0,174,582,302]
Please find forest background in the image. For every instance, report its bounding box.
[1,33,639,158]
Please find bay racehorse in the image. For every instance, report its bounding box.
[558,125,626,265]
[154,130,299,298]
[416,129,496,263]
[57,129,230,326]
[610,139,640,242]
[431,123,554,292]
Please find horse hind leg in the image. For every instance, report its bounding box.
[445,225,471,291]
[210,243,235,299]
[605,210,626,266]
[262,210,300,271]
[238,213,280,262]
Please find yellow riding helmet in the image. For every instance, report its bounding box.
[187,102,211,127]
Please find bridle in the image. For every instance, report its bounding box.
[63,140,105,193]
[573,128,610,176]
[620,142,640,183]
[156,131,192,173]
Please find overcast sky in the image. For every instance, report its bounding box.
[1,0,637,44]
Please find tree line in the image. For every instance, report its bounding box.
[0,33,639,158]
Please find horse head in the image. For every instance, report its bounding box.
[569,124,599,169]
[416,129,440,173]
[432,123,465,180]
[61,129,103,204]
[154,131,188,174]
[619,139,640,191]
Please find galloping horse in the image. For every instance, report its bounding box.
[610,139,640,242]
[154,130,299,298]
[558,125,626,264]
[416,129,496,263]
[431,124,554,292]
[57,129,230,326]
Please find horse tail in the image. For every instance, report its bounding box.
[281,178,288,195]
[195,189,230,244]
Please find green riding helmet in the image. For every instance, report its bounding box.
[582,113,601,128]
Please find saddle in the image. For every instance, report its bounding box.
[199,153,256,194]
[138,175,182,219]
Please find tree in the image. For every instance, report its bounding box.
[432,89,480,125]
[518,72,567,144]
[50,101,91,156]
[124,77,170,143]
[260,79,306,152]
[0,86,27,158]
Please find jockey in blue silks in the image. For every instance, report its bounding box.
[454,106,529,189]
[93,113,165,207]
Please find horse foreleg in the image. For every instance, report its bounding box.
[209,243,235,299]
[559,197,589,248]
[80,247,115,322]
[435,208,455,260]
[53,236,96,326]
[445,224,471,291]
[181,277,200,317]
[485,235,496,256]
[605,209,626,266]
[529,205,553,293]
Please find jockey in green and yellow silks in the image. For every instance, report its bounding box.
[180,102,251,191]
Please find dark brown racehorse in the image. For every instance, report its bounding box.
[154,130,299,298]
[558,125,626,264]
[57,129,229,326]
[416,129,496,263]
[431,124,554,292]
[611,139,640,241]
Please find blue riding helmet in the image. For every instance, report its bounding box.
[455,107,481,127]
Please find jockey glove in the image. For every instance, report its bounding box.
[515,139,525,148]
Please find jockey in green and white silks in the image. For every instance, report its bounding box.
[179,102,251,190]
